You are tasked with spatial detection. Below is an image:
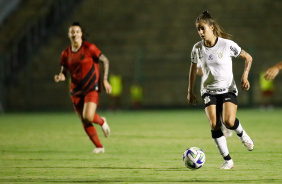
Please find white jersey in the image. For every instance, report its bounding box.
[191,37,241,96]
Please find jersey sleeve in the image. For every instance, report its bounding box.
[191,45,199,64]
[89,44,102,62]
[228,40,242,58]
[60,49,68,67]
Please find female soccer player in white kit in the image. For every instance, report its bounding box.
[187,11,254,169]
[197,65,233,138]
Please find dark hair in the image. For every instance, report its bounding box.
[70,22,88,41]
[196,11,232,39]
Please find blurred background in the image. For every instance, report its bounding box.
[0,0,281,112]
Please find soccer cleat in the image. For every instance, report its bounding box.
[93,147,105,154]
[220,159,234,169]
[101,117,110,137]
[240,130,254,151]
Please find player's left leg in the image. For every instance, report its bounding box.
[83,91,110,137]
[221,101,237,128]
[222,101,254,151]
[221,124,233,138]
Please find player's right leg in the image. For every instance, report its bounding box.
[203,95,234,169]
[206,105,234,169]
[82,122,104,152]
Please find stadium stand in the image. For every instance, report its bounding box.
[1,0,282,111]
[0,0,23,25]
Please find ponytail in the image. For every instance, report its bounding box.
[196,11,232,39]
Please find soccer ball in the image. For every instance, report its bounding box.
[183,147,205,170]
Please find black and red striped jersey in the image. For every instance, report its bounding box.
[60,41,102,96]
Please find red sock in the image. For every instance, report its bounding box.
[83,124,103,148]
[93,113,104,126]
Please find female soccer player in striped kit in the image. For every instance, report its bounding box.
[54,22,111,154]
[187,11,254,169]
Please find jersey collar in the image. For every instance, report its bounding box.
[203,37,219,48]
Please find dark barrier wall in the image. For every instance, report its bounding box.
[2,0,282,111]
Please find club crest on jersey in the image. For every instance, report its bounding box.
[204,96,210,104]
[80,54,85,60]
[217,52,223,59]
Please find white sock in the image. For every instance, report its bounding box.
[234,122,243,135]
[213,136,229,157]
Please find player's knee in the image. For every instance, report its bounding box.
[82,121,92,128]
[209,120,219,130]
[82,113,94,123]
[222,117,235,128]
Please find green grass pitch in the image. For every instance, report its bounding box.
[0,109,282,183]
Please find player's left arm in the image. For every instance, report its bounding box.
[239,49,253,91]
[99,54,112,94]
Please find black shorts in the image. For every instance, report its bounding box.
[202,92,237,108]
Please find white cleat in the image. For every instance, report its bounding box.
[240,130,254,151]
[220,159,234,170]
[93,147,105,154]
[101,117,110,137]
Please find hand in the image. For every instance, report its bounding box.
[187,91,198,105]
[103,80,112,94]
[264,66,279,81]
[54,73,66,82]
[241,77,250,90]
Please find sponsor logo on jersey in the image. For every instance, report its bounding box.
[208,55,213,60]
[230,46,238,56]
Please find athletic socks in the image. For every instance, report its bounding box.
[223,154,232,161]
[212,129,230,160]
[83,124,103,148]
[92,113,104,126]
[229,118,243,137]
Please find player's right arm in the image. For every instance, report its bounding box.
[54,66,66,82]
[187,62,198,105]
[264,61,282,80]
[55,49,68,82]
[196,65,203,76]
